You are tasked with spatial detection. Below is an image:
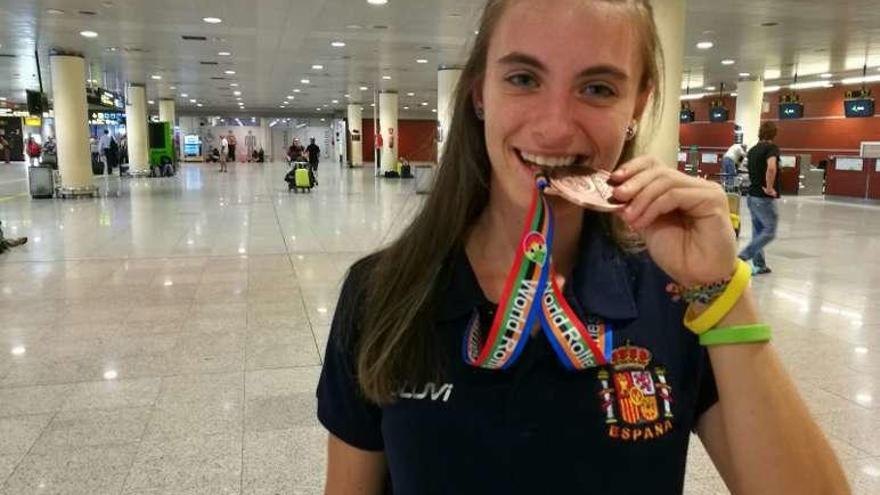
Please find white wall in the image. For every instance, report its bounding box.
[177,117,271,160]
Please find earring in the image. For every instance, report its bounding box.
[475,106,485,121]
[625,123,638,141]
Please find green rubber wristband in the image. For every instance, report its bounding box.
[698,324,772,346]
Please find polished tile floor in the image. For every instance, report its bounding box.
[0,159,878,494]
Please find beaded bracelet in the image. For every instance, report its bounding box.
[666,278,731,305]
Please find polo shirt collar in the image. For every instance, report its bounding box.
[436,213,640,323]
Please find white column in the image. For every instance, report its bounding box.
[158,98,176,127]
[125,83,150,176]
[335,119,347,165]
[379,91,398,172]
[735,79,765,150]
[49,51,95,196]
[260,117,272,161]
[347,104,363,166]
[437,66,462,163]
[638,0,686,167]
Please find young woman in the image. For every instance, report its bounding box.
[317,1,849,493]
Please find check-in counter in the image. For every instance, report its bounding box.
[825,156,880,199]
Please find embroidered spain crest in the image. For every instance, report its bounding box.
[597,341,674,442]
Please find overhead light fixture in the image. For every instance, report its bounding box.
[46,8,65,14]
[316,107,322,111]
[696,41,714,50]
[181,93,189,97]
[148,100,155,104]
[842,75,880,85]
[196,103,203,107]
[820,73,833,79]
[432,109,437,113]
[721,59,736,65]
[203,17,222,24]
[421,101,428,106]
[332,99,339,104]
[705,86,716,91]
[218,51,231,56]
[301,79,310,84]
[738,72,751,77]
[105,46,118,52]
[80,30,99,38]
[279,105,286,108]
[229,83,238,87]
[344,94,351,98]
[382,75,391,80]
[331,41,346,47]
[293,89,301,93]
[368,0,388,4]
[790,81,834,90]
[224,70,236,75]
[236,97,242,101]
[169,86,176,90]
[150,74,162,80]
[403,106,410,110]
[233,90,241,96]
[189,99,197,103]
[416,59,428,64]
[764,69,781,79]
[359,86,368,91]
[312,64,324,70]
[763,85,781,93]
[406,92,415,96]
[287,95,295,99]
[680,93,706,101]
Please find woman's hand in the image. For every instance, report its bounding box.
[610,156,738,286]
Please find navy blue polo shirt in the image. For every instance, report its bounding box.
[317,214,718,494]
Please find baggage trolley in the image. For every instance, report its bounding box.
[285,160,315,193]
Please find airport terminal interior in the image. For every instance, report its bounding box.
[2,0,880,494]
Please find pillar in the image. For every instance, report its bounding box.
[437,66,462,163]
[260,117,272,161]
[378,91,398,172]
[49,50,95,196]
[125,83,150,176]
[158,99,176,127]
[637,0,686,167]
[735,79,765,149]
[347,104,363,166]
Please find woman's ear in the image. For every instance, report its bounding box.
[632,85,654,122]
[471,77,485,114]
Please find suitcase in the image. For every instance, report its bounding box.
[28,166,54,199]
[294,168,313,191]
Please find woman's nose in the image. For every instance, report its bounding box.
[530,93,576,150]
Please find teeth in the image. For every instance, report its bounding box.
[520,151,576,167]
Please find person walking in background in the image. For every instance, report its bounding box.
[722,143,746,189]
[25,135,41,167]
[739,122,781,275]
[219,134,229,173]
[226,130,237,163]
[306,137,321,183]
[0,134,10,163]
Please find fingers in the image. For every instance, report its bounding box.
[633,186,729,230]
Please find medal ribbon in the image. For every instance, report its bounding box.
[463,176,610,371]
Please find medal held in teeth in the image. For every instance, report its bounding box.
[547,169,622,212]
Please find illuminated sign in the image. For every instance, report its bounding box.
[844,98,874,118]
[779,102,804,120]
[24,116,42,126]
[709,107,729,123]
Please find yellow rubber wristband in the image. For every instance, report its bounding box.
[683,259,751,334]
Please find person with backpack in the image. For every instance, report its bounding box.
[226,130,237,162]
[306,138,321,183]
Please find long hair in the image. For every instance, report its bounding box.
[356,0,664,404]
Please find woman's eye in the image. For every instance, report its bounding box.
[506,73,538,89]
[583,84,616,98]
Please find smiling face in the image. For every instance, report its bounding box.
[475,0,652,209]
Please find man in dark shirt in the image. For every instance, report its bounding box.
[739,121,780,275]
[306,138,321,169]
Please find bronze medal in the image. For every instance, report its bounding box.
[548,169,622,212]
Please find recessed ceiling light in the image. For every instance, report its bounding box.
[332,99,339,104]
[359,86,368,91]
[189,99,197,103]
[196,103,203,107]
[406,92,415,96]
[105,46,118,52]
[229,83,238,87]
[416,59,428,64]
[181,93,189,97]
[279,105,286,108]
[705,86,716,91]
[721,59,735,65]
[203,17,222,24]
[403,106,409,110]
[169,86,176,90]
[150,74,162,80]
[370,103,375,107]
[233,91,241,96]
[738,72,751,77]
[224,70,236,75]
[344,94,351,98]
[218,51,231,56]
[346,24,363,29]
[382,75,391,80]
[312,64,324,70]
[421,102,428,106]
[367,0,388,4]
[80,30,98,38]
[148,100,155,105]
[46,8,65,14]
[287,95,294,100]
[696,41,714,50]
[301,79,310,84]
[331,41,346,48]
[236,97,242,101]
[316,107,322,111]
[432,109,437,113]
[820,73,833,78]
[293,89,301,93]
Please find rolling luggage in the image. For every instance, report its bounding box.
[286,161,315,192]
[28,166,54,199]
